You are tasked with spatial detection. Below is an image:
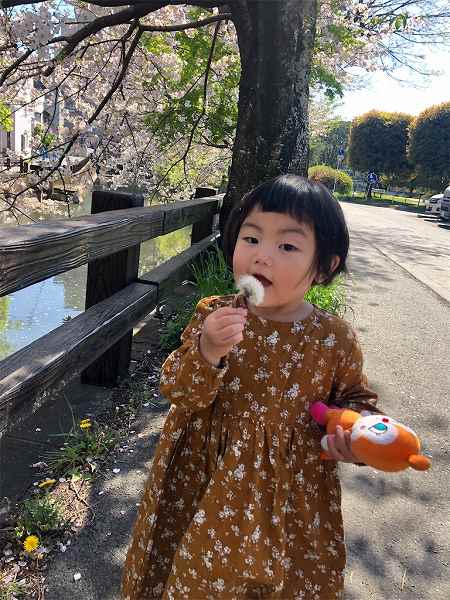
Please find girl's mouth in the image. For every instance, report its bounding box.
[253,274,272,288]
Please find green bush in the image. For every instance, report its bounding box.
[305,275,346,318]
[308,165,353,194]
[409,101,450,189]
[347,110,413,178]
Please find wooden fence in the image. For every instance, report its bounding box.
[0,187,223,437]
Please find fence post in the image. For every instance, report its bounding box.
[81,188,144,387]
[191,187,217,245]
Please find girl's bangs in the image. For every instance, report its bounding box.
[256,186,314,227]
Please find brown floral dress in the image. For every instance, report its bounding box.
[122,296,378,600]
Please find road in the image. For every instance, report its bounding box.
[341,202,450,304]
[338,201,450,600]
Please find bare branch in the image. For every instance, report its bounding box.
[139,12,231,32]
[89,27,142,124]
[199,135,231,149]
[378,40,434,75]
[0,47,34,88]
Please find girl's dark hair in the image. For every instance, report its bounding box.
[223,174,349,285]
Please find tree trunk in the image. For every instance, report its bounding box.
[219,0,318,234]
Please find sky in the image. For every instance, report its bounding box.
[338,47,450,121]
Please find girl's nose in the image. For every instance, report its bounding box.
[254,251,273,267]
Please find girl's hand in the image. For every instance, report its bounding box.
[326,426,361,464]
[199,306,247,366]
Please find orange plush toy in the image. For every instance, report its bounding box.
[310,401,431,472]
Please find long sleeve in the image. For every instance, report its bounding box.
[159,296,229,412]
[330,326,381,415]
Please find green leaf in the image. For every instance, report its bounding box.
[0,100,12,132]
[394,14,408,31]
[310,64,343,100]
[142,33,172,56]
[142,25,240,151]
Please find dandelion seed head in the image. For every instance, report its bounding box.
[236,275,265,306]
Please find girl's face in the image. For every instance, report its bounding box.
[232,207,320,320]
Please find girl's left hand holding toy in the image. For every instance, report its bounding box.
[326,426,361,464]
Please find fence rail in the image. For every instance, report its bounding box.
[0,188,223,437]
[0,194,220,298]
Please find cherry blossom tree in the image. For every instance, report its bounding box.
[0,0,449,227]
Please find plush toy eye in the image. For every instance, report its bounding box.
[369,422,388,434]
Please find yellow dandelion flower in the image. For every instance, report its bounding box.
[80,418,92,430]
[23,535,40,553]
[38,478,56,489]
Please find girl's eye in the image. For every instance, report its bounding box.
[280,243,298,252]
[243,236,258,244]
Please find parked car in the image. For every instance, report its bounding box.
[425,193,443,215]
[441,186,450,221]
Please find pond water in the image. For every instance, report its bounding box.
[0,188,192,360]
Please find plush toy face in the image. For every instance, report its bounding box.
[350,414,423,472]
[350,414,416,446]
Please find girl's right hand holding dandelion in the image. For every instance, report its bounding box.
[199,306,247,366]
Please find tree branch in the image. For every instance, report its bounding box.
[0,0,227,9]
[150,18,221,196]
[139,12,230,32]
[42,4,158,76]
[0,47,34,88]
[5,25,144,206]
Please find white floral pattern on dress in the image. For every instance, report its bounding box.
[122,295,378,600]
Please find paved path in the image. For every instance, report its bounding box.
[341,202,450,304]
[340,202,450,599]
[44,202,450,599]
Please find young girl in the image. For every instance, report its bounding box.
[122,175,379,600]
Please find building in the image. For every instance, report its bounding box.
[0,80,45,159]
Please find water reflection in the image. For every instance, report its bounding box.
[0,188,192,360]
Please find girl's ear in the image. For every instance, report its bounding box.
[314,255,340,285]
[330,255,340,274]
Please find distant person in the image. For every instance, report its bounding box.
[122,175,383,599]
[365,170,379,199]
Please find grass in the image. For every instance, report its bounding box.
[337,190,424,209]
[0,580,27,600]
[160,244,348,351]
[14,493,67,542]
[191,243,237,298]
[160,244,237,351]
[43,422,119,478]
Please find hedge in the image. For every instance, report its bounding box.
[308,165,353,195]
